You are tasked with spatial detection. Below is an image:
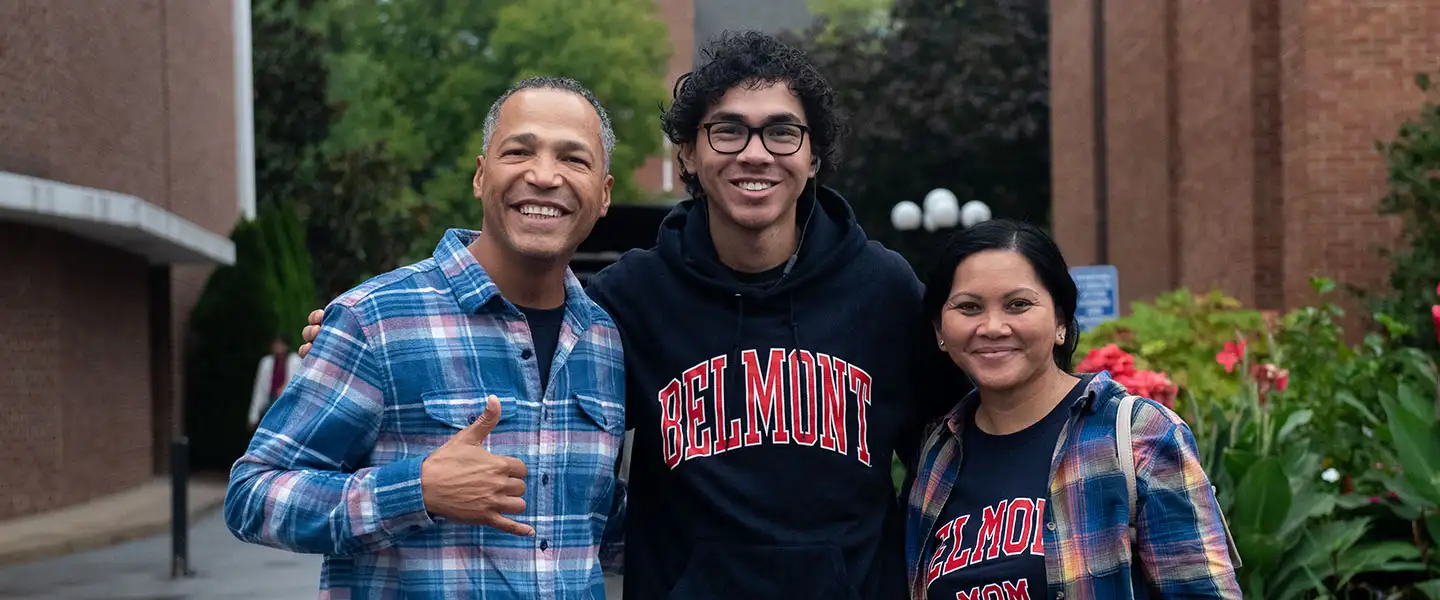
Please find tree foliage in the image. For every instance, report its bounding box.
[185,204,316,469]
[785,0,1051,271]
[317,0,673,257]
[1367,71,1440,358]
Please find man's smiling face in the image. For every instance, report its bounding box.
[474,87,613,265]
[681,81,815,233]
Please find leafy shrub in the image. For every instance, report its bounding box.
[184,204,316,470]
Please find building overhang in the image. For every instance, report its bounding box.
[0,171,235,265]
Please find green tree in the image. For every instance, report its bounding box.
[185,205,316,470]
[317,0,672,261]
[785,0,1051,273]
[1367,72,1440,359]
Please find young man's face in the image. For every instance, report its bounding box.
[681,81,816,233]
[473,88,613,265]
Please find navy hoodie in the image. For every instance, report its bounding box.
[585,185,964,600]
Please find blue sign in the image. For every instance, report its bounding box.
[1070,265,1119,332]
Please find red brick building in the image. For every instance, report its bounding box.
[0,1,247,519]
[1050,0,1440,315]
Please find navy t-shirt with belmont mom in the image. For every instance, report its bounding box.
[924,378,1085,600]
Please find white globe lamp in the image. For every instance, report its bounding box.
[924,188,958,214]
[890,200,922,231]
[960,200,992,228]
[928,195,960,228]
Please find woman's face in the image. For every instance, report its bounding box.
[935,249,1066,393]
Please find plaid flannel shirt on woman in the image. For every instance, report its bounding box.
[904,372,1242,600]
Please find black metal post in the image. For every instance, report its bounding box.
[1093,0,1110,264]
[171,436,193,578]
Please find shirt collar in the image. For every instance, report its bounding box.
[941,370,1117,435]
[430,228,596,332]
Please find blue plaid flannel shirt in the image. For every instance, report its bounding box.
[224,228,626,599]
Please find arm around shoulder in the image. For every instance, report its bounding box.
[1130,401,1243,599]
[224,304,435,556]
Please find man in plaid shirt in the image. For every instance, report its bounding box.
[224,76,626,599]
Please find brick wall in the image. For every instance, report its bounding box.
[0,225,152,520]
[1278,0,1437,310]
[634,0,695,197]
[1051,0,1440,318]
[0,0,239,516]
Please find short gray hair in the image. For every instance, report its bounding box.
[481,76,616,172]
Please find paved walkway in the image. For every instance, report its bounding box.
[0,510,323,599]
[0,487,623,599]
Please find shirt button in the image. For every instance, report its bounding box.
[521,348,533,360]
[542,473,550,485]
[540,540,549,551]
[1056,593,1065,600]
[1047,521,1057,531]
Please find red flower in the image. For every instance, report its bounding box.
[1251,363,1291,406]
[1077,344,1135,377]
[1215,339,1247,373]
[1431,304,1439,345]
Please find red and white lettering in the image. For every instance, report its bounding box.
[1002,579,1032,600]
[1003,498,1035,556]
[926,519,955,586]
[970,501,1008,565]
[743,349,790,446]
[848,364,873,465]
[683,362,713,459]
[658,379,684,468]
[957,588,981,600]
[942,514,972,575]
[1031,499,1046,556]
[789,350,819,447]
[710,355,742,453]
[817,354,848,454]
[981,583,1005,600]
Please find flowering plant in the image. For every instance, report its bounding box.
[1074,343,1178,407]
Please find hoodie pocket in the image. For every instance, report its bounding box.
[666,542,862,600]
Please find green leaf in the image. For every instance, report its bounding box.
[1378,389,1440,505]
[1276,409,1313,442]
[1418,72,1432,92]
[1233,457,1293,536]
[1223,448,1259,484]
[1335,541,1422,587]
[1416,578,1440,600]
[1336,391,1383,425]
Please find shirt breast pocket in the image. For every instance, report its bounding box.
[419,388,522,445]
[566,391,625,514]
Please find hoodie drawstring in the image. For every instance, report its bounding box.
[787,295,801,350]
[729,293,744,406]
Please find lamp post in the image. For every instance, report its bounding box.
[891,188,990,233]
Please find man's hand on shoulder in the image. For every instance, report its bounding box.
[298,309,323,358]
[420,395,535,537]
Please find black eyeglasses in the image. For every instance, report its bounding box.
[701,121,810,156]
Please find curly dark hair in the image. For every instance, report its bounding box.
[661,30,844,201]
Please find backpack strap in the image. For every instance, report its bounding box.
[1115,394,1245,572]
[1116,394,1139,544]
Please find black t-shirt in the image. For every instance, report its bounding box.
[924,378,1085,600]
[728,261,789,289]
[518,304,566,392]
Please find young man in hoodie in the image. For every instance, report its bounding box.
[580,31,963,600]
[299,32,962,599]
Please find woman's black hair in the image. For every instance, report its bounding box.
[660,30,844,201]
[920,219,1082,371]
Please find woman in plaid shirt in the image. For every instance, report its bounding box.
[904,220,1242,600]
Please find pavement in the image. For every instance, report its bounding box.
[0,478,623,599]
